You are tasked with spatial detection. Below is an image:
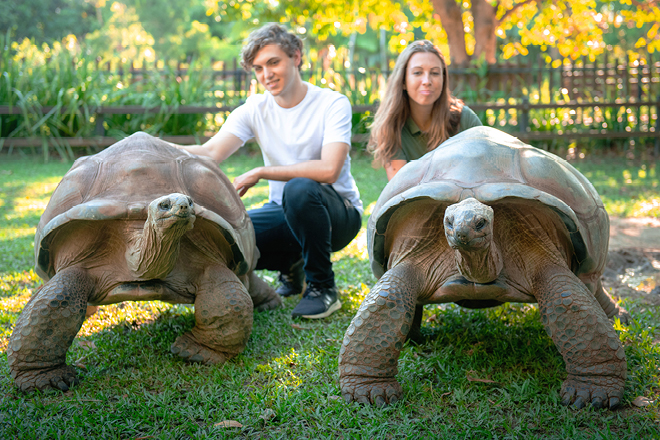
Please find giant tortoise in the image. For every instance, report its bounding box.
[339,126,629,409]
[7,132,281,392]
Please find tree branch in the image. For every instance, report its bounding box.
[627,0,658,11]
[498,0,539,22]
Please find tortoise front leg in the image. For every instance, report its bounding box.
[7,267,93,392]
[339,262,425,406]
[535,267,627,409]
[171,265,253,365]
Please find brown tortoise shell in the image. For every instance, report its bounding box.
[368,126,609,295]
[34,132,255,281]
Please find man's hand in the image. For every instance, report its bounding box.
[175,132,243,164]
[233,167,263,197]
[231,142,350,197]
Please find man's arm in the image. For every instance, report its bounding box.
[233,141,349,197]
[178,131,244,163]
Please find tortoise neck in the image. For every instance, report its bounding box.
[125,217,191,279]
[454,241,503,284]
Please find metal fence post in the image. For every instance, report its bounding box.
[95,111,105,137]
[655,95,660,157]
[519,97,529,133]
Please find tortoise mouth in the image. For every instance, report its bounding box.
[154,211,196,228]
[447,235,487,250]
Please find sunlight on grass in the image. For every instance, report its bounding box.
[0,228,35,239]
[255,349,304,390]
[0,270,39,350]
[333,226,369,261]
[78,301,182,338]
[633,198,660,217]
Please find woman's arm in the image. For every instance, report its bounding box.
[385,159,408,181]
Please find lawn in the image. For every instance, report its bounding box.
[0,152,659,439]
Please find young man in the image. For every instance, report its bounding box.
[180,24,363,319]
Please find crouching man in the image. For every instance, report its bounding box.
[179,24,363,319]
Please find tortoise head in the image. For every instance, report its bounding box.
[148,193,196,233]
[125,193,196,279]
[444,198,502,283]
[444,198,494,251]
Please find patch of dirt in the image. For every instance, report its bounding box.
[602,217,660,305]
[609,217,660,252]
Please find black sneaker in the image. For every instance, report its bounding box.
[276,258,305,297]
[291,283,341,319]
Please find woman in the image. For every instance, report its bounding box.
[368,40,482,180]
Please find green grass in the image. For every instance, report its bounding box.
[0,154,659,439]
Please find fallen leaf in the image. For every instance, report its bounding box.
[328,395,342,401]
[440,392,451,397]
[466,372,498,384]
[73,355,88,369]
[260,408,276,422]
[85,305,99,318]
[215,420,243,428]
[291,323,305,330]
[78,340,96,351]
[632,396,654,407]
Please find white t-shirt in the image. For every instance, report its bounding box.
[215,82,363,213]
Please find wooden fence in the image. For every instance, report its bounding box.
[2,99,659,158]
[2,53,660,158]
[81,52,660,103]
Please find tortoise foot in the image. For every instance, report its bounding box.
[11,364,79,393]
[254,293,282,312]
[247,272,282,312]
[340,376,403,407]
[612,306,631,325]
[170,332,228,365]
[560,374,625,409]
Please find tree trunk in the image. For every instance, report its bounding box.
[471,0,498,64]
[431,0,470,66]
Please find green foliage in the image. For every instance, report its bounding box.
[0,0,98,43]
[0,34,230,144]
[0,156,659,438]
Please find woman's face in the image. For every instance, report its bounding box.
[404,52,444,110]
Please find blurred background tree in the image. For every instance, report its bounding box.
[1,0,658,66]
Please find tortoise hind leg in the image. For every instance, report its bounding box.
[171,265,253,365]
[7,267,93,392]
[594,279,630,324]
[243,270,282,312]
[534,266,627,409]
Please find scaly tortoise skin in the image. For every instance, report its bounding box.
[339,126,628,409]
[7,132,281,392]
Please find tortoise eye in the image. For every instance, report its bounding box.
[159,201,172,211]
[445,219,453,229]
[187,197,193,206]
[475,219,486,230]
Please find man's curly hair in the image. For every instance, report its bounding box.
[240,24,303,72]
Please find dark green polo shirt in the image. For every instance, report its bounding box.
[394,105,482,161]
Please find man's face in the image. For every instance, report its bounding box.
[252,44,300,97]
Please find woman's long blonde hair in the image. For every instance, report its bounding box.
[368,40,464,165]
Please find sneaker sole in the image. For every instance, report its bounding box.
[300,300,342,319]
